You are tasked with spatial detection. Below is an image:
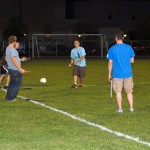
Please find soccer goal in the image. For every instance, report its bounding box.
[31,34,108,58]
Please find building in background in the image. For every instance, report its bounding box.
[0,0,150,40]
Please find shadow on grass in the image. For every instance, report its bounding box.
[22,84,50,87]
[24,98,54,103]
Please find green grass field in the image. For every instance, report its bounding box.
[0,58,150,150]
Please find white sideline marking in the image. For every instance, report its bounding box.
[2,89,150,147]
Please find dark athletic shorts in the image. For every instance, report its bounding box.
[73,65,86,78]
[0,66,9,76]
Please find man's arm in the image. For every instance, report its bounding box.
[74,56,85,65]
[69,58,74,67]
[11,56,26,73]
[108,60,113,82]
[130,58,134,63]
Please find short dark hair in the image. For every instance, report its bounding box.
[74,39,80,43]
[8,35,17,44]
[115,31,124,40]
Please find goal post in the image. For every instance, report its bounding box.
[31,34,108,59]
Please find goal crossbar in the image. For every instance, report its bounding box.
[32,34,103,36]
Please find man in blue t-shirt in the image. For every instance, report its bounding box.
[69,40,86,88]
[107,31,135,113]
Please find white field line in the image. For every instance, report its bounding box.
[2,89,150,148]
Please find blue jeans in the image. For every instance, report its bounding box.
[5,69,22,101]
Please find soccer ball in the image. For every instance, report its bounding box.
[40,78,47,83]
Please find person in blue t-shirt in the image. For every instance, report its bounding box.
[69,40,86,88]
[107,31,135,113]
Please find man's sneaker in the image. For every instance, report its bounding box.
[79,84,83,87]
[129,108,134,112]
[3,86,8,90]
[6,99,17,102]
[116,109,123,113]
[71,84,78,89]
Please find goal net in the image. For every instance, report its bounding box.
[31,34,108,58]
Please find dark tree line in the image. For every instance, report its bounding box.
[2,15,28,41]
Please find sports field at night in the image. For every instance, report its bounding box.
[0,58,150,150]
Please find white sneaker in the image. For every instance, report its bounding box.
[129,108,134,112]
[116,109,123,113]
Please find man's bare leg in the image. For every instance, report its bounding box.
[74,76,78,85]
[71,76,78,88]
[127,93,134,110]
[6,75,10,86]
[79,77,84,86]
[0,75,4,87]
[116,92,123,111]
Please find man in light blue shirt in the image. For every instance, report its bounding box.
[69,40,86,88]
[107,31,135,113]
[5,36,26,101]
[6,45,21,71]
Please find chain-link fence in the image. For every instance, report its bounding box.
[31,34,108,58]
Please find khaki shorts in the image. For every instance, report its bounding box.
[73,65,86,78]
[113,77,134,94]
